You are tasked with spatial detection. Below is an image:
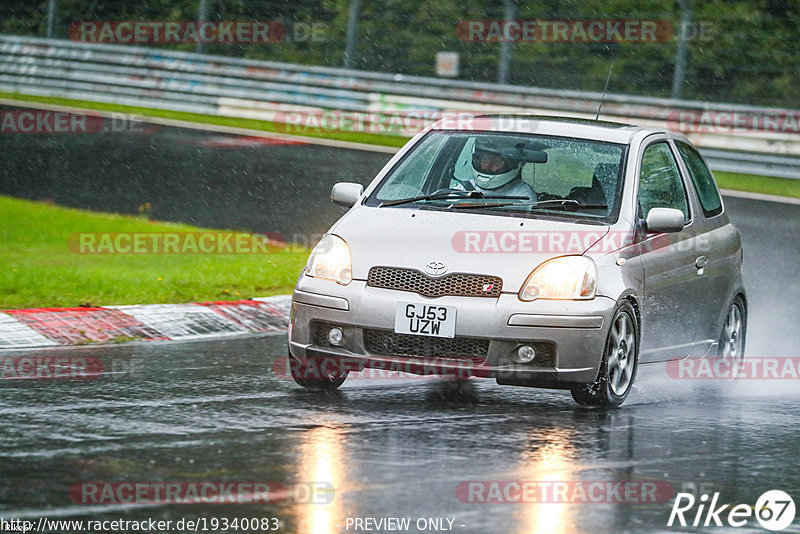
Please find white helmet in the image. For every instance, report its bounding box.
[472,138,522,190]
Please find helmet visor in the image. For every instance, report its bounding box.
[472,150,518,176]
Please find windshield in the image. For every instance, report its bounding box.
[365,131,627,222]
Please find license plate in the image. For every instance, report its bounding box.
[394,302,456,338]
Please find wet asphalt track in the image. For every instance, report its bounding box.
[2,114,800,533]
[0,113,390,241]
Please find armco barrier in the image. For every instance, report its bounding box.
[1,34,799,178]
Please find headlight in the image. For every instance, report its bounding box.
[519,256,596,301]
[305,234,352,285]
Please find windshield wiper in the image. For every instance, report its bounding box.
[379,191,528,207]
[536,199,608,211]
[451,198,606,210]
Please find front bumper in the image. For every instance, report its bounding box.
[288,277,618,387]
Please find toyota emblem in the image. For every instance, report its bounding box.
[424,261,447,276]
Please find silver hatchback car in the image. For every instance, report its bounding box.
[288,115,746,407]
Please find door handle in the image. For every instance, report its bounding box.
[695,256,708,269]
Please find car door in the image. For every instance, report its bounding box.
[635,139,709,362]
[673,140,740,352]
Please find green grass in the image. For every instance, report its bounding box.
[0,195,309,310]
[714,170,800,199]
[0,91,408,148]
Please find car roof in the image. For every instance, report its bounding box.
[435,113,658,144]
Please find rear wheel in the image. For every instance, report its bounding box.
[571,301,639,408]
[690,297,747,399]
[289,353,348,390]
[716,297,746,381]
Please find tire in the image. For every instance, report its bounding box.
[289,352,348,391]
[571,301,639,408]
[715,296,747,382]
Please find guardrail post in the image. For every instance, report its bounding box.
[344,0,361,68]
[195,0,210,54]
[46,0,58,38]
[497,0,516,84]
[671,0,692,99]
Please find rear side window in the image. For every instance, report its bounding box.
[638,142,690,222]
[676,141,723,218]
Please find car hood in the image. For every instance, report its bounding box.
[330,206,609,291]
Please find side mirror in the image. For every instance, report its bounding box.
[331,182,364,208]
[645,207,685,233]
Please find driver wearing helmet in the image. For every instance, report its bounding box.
[455,138,536,199]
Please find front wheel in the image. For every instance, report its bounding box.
[571,301,639,408]
[289,353,348,390]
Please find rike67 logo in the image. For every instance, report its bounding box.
[669,490,796,531]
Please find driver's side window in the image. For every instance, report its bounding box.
[375,134,448,200]
[638,142,690,222]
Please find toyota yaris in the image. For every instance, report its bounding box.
[287,115,746,407]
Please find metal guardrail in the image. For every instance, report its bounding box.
[1,34,799,179]
[700,149,800,180]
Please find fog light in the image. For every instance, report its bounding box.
[517,345,536,364]
[327,327,344,346]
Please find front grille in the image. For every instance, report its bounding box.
[367,267,502,298]
[364,329,489,362]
